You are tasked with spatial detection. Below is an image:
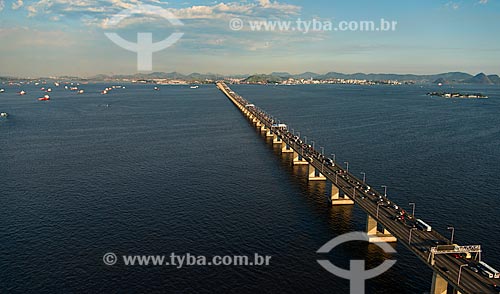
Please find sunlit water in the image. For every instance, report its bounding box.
[1,83,499,293]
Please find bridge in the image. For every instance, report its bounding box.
[217,82,498,294]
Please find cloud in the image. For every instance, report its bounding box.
[24,0,301,21]
[479,0,488,4]
[445,1,460,10]
[0,0,4,11]
[12,0,23,10]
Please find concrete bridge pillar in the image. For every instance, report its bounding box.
[308,164,326,181]
[260,125,267,131]
[366,215,397,243]
[281,142,293,153]
[330,184,354,205]
[293,151,309,165]
[431,272,448,294]
[273,134,283,144]
[266,129,274,137]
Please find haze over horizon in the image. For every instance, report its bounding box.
[1,0,499,77]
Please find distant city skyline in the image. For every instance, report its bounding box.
[0,0,499,77]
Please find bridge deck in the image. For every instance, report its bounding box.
[217,82,498,294]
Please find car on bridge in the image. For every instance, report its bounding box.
[417,246,430,253]
[469,265,479,273]
[440,266,450,273]
[325,158,334,166]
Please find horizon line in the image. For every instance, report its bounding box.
[1,71,497,80]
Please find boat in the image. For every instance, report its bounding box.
[0,112,8,118]
[46,88,52,92]
[101,90,108,95]
[38,95,50,101]
[154,87,160,91]
[18,90,26,95]
[0,89,5,93]
[190,85,199,89]
[54,82,60,87]
[427,92,489,99]
[78,89,84,94]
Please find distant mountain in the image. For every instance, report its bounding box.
[4,71,498,85]
[320,72,352,80]
[270,72,321,79]
[463,73,493,85]
[271,72,292,78]
[292,72,322,79]
[433,72,473,81]
[243,74,284,84]
[487,74,500,85]
[433,78,449,85]
[187,72,219,80]
[241,71,499,85]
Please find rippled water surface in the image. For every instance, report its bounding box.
[1,83,499,293]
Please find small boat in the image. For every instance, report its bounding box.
[38,95,50,101]
[0,112,8,118]
[190,85,199,89]
[46,88,52,92]
[101,90,108,95]
[19,90,26,95]
[0,89,5,93]
[54,82,60,87]
[154,87,160,91]
[41,87,46,91]
[78,89,84,94]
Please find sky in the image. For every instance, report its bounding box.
[0,0,499,77]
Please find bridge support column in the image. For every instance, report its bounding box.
[252,117,258,124]
[293,151,309,165]
[281,142,293,153]
[260,125,267,131]
[256,121,262,127]
[430,272,448,294]
[266,129,274,137]
[308,165,326,181]
[330,184,354,205]
[273,134,282,144]
[366,215,397,243]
